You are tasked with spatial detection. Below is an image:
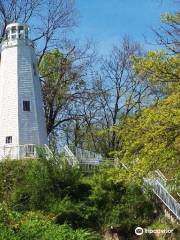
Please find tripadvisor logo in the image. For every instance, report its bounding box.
[135,226,174,236]
[135,227,143,235]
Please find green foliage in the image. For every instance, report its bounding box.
[39,49,85,136]
[8,159,52,211]
[0,205,99,240]
[86,168,155,235]
[39,49,64,79]
[11,156,87,211]
[161,12,180,25]
[0,159,33,204]
[146,216,180,240]
[115,39,180,187]
[132,51,180,95]
[51,197,99,229]
[0,156,157,238]
[115,92,180,184]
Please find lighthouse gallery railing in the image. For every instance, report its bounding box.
[0,144,50,159]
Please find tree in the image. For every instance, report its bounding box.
[63,37,156,155]
[132,50,180,96]
[153,2,180,54]
[115,11,180,183]
[115,92,180,184]
[61,89,103,149]
[92,37,149,154]
[39,42,96,138]
[0,0,76,63]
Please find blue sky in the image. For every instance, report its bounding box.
[70,0,177,54]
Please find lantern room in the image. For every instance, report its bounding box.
[5,23,29,41]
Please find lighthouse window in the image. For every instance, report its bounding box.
[18,26,24,39]
[12,35,16,39]
[5,30,10,40]
[18,26,24,32]
[11,26,17,40]
[6,136,12,144]
[11,26,16,34]
[23,101,30,111]
[25,29,28,39]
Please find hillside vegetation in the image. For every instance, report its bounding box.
[0,154,179,239]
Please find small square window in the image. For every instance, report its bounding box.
[6,136,12,144]
[11,34,16,39]
[23,101,30,111]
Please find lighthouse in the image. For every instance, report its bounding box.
[0,23,48,159]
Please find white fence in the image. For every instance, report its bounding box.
[144,178,180,220]
[67,145,102,165]
[0,144,50,160]
[64,145,79,166]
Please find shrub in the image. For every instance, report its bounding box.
[17,212,100,240]
[0,155,88,212]
[0,205,100,240]
[51,197,99,229]
[87,168,156,235]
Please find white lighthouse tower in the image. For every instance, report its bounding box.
[0,23,48,159]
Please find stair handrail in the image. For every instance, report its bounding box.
[144,178,180,220]
[64,145,79,166]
